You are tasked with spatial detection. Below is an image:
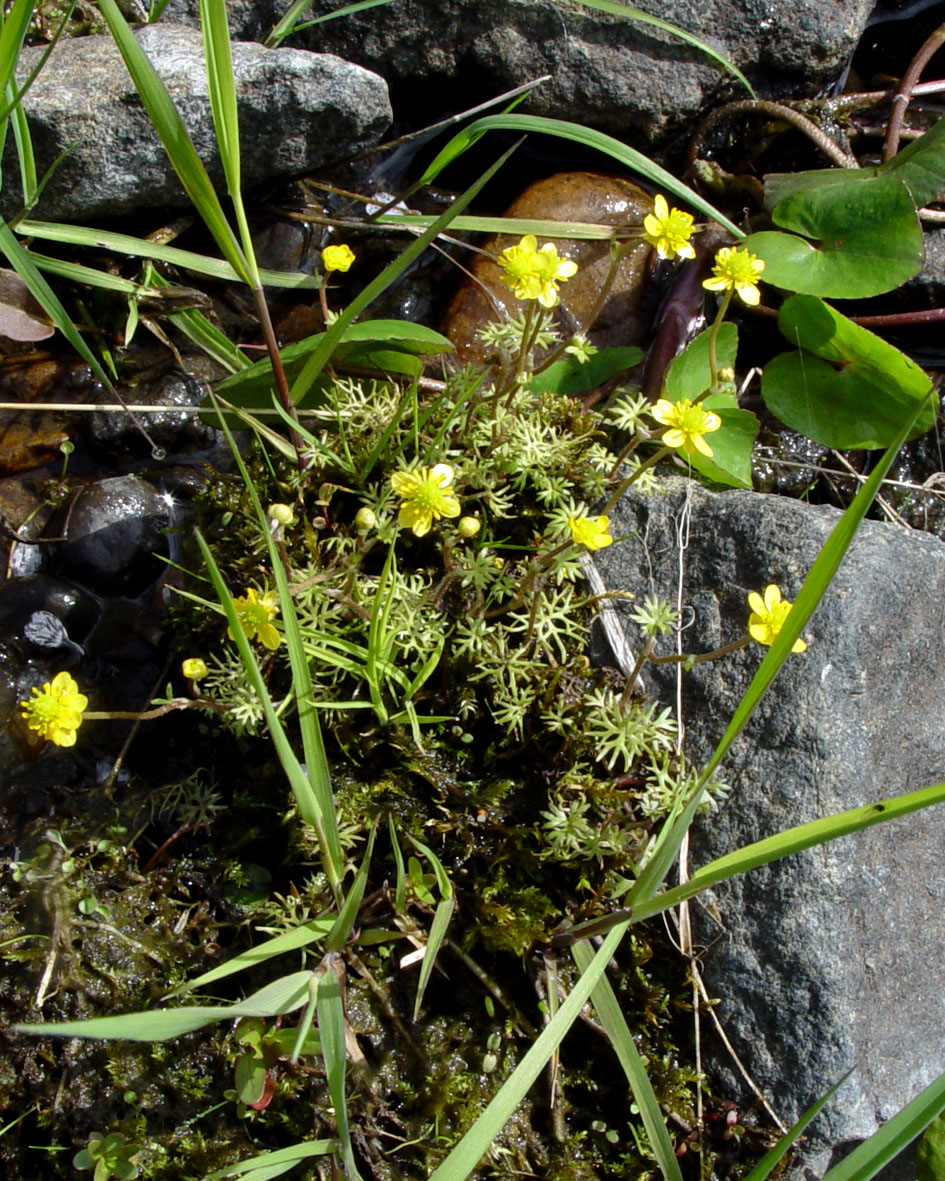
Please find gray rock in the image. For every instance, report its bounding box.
[589,475,945,1178]
[3,24,391,221]
[162,0,874,148]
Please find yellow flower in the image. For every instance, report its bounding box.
[321,244,355,274]
[390,464,461,537]
[703,246,765,306]
[747,584,807,653]
[643,194,696,261]
[228,587,281,651]
[568,514,613,550]
[651,397,722,457]
[182,657,209,681]
[497,234,578,307]
[457,515,481,538]
[20,671,88,747]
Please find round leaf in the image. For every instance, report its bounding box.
[746,174,923,298]
[762,295,936,448]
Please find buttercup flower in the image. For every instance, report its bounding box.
[228,587,281,651]
[568,514,613,551]
[747,584,807,653]
[651,397,722,457]
[390,464,461,537]
[497,234,578,307]
[182,657,209,682]
[20,671,88,747]
[643,194,696,261]
[321,244,356,274]
[703,246,765,306]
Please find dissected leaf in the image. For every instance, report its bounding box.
[747,173,922,298]
[762,295,936,448]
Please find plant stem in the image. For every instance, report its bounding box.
[883,19,945,161]
[601,445,671,516]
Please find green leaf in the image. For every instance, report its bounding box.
[743,1071,853,1181]
[417,114,744,239]
[883,113,945,206]
[747,174,922,298]
[822,1067,945,1181]
[201,1141,336,1180]
[560,0,754,97]
[15,970,314,1041]
[216,320,453,406]
[572,939,684,1181]
[528,345,642,396]
[762,295,936,448]
[763,115,945,215]
[685,399,758,489]
[661,324,758,489]
[917,1109,945,1181]
[663,322,737,401]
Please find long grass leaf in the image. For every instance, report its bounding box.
[166,917,334,997]
[266,0,395,47]
[316,964,363,1180]
[201,1140,336,1180]
[194,527,342,889]
[566,0,754,96]
[416,114,744,238]
[821,1068,945,1181]
[413,897,455,1021]
[571,939,683,1181]
[207,406,345,889]
[289,142,521,406]
[622,389,936,914]
[326,827,375,952]
[743,1071,853,1181]
[20,220,317,287]
[96,0,249,281]
[0,218,113,390]
[16,970,314,1041]
[631,780,945,924]
[428,918,630,1181]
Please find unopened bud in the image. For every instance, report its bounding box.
[457,516,481,538]
[354,507,376,532]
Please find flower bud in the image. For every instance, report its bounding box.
[182,657,209,682]
[354,507,376,532]
[268,503,295,527]
[457,515,481,538]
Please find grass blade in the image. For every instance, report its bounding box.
[622,390,937,915]
[416,114,744,238]
[194,525,343,892]
[96,0,249,281]
[266,0,395,47]
[288,141,521,406]
[744,1071,853,1181]
[566,0,754,96]
[0,217,113,390]
[20,220,317,287]
[571,939,684,1181]
[16,970,314,1041]
[821,1068,945,1181]
[316,963,363,1180]
[201,1140,336,1180]
[428,918,630,1180]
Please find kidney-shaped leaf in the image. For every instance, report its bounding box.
[746,173,922,298]
[762,294,936,448]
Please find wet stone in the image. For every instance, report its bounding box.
[751,419,830,497]
[50,475,176,597]
[0,358,95,475]
[442,171,653,365]
[85,361,216,465]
